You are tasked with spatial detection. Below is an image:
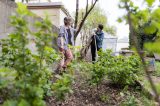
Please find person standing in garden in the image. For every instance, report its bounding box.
[56,17,76,73]
[91,24,104,62]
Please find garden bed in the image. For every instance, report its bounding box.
[46,71,155,106]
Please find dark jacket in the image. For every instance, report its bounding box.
[95,31,104,50]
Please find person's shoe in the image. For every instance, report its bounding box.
[62,66,67,73]
[54,67,63,75]
[54,69,60,74]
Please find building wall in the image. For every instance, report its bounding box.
[0,0,59,50]
[29,8,61,27]
[0,0,16,39]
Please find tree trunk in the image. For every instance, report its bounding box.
[74,0,98,41]
[74,0,79,29]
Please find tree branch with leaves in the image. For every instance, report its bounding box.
[119,0,160,104]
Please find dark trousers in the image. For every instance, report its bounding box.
[91,36,101,61]
[91,36,98,61]
[91,41,96,61]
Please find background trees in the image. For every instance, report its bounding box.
[118,0,160,53]
[74,0,99,41]
[78,5,116,45]
[118,0,160,104]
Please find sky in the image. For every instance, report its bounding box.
[17,0,130,39]
[51,0,153,40]
[16,0,159,40]
[52,0,159,40]
[54,0,129,40]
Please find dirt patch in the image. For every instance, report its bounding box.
[46,71,151,106]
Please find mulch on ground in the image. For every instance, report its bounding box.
[46,71,150,106]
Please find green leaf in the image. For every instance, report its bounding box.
[144,39,160,54]
[18,99,30,106]
[143,23,157,34]
[3,100,17,106]
[117,18,123,23]
[146,0,155,6]
[151,8,160,21]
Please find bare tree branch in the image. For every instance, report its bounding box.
[75,0,98,40]
[82,12,84,19]
[92,0,94,5]
[86,0,89,14]
[74,0,79,29]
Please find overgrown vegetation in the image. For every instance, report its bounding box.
[0,0,159,105]
[78,5,116,45]
[51,74,74,101]
[118,0,160,104]
[0,3,77,106]
[118,0,160,53]
[153,62,160,77]
[89,50,142,86]
[0,3,60,106]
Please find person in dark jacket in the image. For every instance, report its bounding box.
[91,24,104,62]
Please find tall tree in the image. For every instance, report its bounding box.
[74,0,99,40]
[78,5,116,45]
[74,0,79,29]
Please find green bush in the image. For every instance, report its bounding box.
[88,50,112,86]
[89,50,141,86]
[0,3,59,106]
[51,73,74,101]
[144,39,160,55]
[106,54,141,85]
[0,68,17,89]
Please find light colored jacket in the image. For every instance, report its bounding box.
[57,25,76,50]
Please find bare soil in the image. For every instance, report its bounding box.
[46,71,151,106]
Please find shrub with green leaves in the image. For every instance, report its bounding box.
[51,73,74,101]
[88,50,113,86]
[107,55,141,85]
[89,60,106,86]
[89,50,141,86]
[0,68,17,89]
[144,39,160,55]
[0,3,59,106]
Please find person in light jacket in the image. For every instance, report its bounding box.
[56,17,76,73]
